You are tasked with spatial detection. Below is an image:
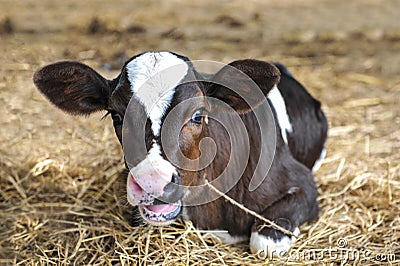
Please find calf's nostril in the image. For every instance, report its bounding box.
[170,173,182,187]
[156,173,184,204]
[163,182,175,195]
[129,176,143,193]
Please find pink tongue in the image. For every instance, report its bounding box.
[146,204,176,214]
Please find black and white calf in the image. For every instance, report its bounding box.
[33,51,328,256]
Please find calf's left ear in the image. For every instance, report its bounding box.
[206,59,280,114]
[33,61,113,115]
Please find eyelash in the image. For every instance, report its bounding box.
[191,109,205,124]
[105,110,122,125]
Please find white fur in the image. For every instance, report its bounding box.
[126,52,188,136]
[146,141,176,175]
[250,227,299,258]
[268,85,293,144]
[211,231,248,244]
[312,148,326,173]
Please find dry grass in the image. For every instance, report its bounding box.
[1,90,399,265]
[1,56,399,266]
[1,0,400,265]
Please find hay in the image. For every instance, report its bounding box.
[1,67,399,266]
[1,0,400,265]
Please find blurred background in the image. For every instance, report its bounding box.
[2,0,400,71]
[1,0,399,159]
[1,0,399,264]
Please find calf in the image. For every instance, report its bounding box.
[33,51,328,257]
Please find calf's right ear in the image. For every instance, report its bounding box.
[33,61,113,115]
[206,59,281,114]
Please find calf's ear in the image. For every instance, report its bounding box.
[206,59,280,114]
[33,61,113,115]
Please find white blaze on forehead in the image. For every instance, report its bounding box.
[268,85,293,144]
[126,52,189,136]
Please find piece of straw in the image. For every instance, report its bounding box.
[204,179,296,237]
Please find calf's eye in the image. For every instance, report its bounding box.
[191,109,205,125]
[111,111,123,125]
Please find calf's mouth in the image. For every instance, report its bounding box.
[127,173,184,226]
[138,201,182,226]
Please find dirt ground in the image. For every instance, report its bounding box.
[1,0,399,265]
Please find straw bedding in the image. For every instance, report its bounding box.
[1,0,399,265]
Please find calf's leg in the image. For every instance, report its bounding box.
[249,181,318,257]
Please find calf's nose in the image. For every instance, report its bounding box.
[128,172,184,205]
[133,170,171,197]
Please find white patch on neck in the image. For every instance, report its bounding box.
[126,52,189,136]
[250,227,299,257]
[268,85,293,144]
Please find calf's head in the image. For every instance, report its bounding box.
[33,51,280,226]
